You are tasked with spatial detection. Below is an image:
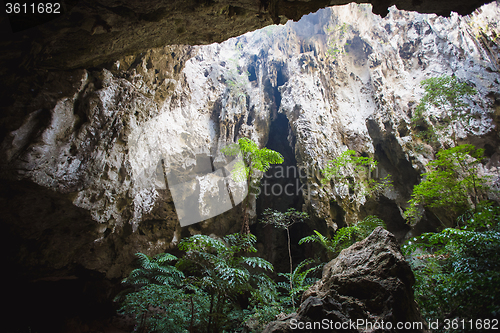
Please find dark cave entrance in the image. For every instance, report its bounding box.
[256,114,303,213]
[252,113,311,273]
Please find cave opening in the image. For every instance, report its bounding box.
[252,112,311,273]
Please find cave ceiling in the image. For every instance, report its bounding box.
[0,0,492,71]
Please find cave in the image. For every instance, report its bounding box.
[253,112,311,273]
[1,0,500,332]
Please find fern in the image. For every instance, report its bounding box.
[221,137,284,182]
[299,215,386,257]
[177,232,275,332]
[277,258,322,307]
[122,252,184,287]
[242,256,274,271]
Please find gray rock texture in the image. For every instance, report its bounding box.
[263,227,429,333]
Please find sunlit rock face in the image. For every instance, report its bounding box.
[1,3,500,281]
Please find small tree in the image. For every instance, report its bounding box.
[260,208,309,309]
[412,75,476,145]
[321,149,391,203]
[404,144,490,224]
[222,138,284,234]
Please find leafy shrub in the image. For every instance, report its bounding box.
[403,202,500,332]
[321,150,391,203]
[177,233,276,332]
[116,233,277,333]
[117,284,210,333]
[114,253,209,332]
[404,144,490,224]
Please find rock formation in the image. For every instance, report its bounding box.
[262,227,429,333]
[0,0,490,70]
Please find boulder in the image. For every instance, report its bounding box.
[263,227,429,332]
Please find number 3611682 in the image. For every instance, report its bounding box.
[5,3,61,14]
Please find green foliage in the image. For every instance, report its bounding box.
[403,203,500,331]
[260,208,309,230]
[115,253,209,333]
[299,215,386,258]
[404,144,490,224]
[321,150,391,202]
[222,137,284,233]
[224,41,250,99]
[412,75,476,144]
[241,302,287,333]
[222,137,284,185]
[277,258,322,307]
[117,284,210,333]
[121,252,184,287]
[177,233,276,332]
[116,233,278,333]
[326,22,351,59]
[177,233,274,291]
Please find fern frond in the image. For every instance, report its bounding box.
[135,253,153,270]
[242,256,274,271]
[155,253,178,264]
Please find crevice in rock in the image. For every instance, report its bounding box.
[365,118,422,240]
[253,113,310,273]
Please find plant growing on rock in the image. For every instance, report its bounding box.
[325,22,351,59]
[224,40,250,99]
[321,149,391,203]
[404,144,491,224]
[222,138,284,234]
[412,75,476,146]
